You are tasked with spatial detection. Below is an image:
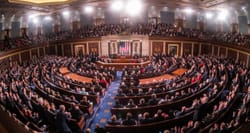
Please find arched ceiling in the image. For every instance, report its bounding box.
[0,0,249,18]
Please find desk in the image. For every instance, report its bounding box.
[96,61,151,70]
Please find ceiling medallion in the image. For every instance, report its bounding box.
[8,0,76,5]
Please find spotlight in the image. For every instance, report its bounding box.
[205,12,213,19]
[62,10,70,17]
[111,0,123,11]
[28,14,38,20]
[33,17,39,24]
[44,16,52,21]
[217,9,229,21]
[84,6,94,13]
[184,8,194,14]
[125,0,143,16]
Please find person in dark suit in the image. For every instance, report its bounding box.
[107,115,120,125]
[56,105,72,133]
[122,112,136,125]
[69,104,83,122]
[94,124,106,133]
[126,99,136,108]
[140,112,153,124]
[148,93,159,105]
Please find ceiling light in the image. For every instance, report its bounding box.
[217,9,229,21]
[111,0,123,11]
[62,10,70,17]
[125,0,143,16]
[84,6,94,13]
[184,8,194,14]
[33,17,39,24]
[44,16,52,21]
[205,12,213,19]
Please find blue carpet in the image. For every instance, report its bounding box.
[87,71,122,132]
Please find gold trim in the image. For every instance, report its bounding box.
[8,0,76,5]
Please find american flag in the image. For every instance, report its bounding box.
[119,41,130,55]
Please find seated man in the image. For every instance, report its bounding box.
[122,112,136,125]
[147,93,159,105]
[140,112,153,124]
[107,115,121,125]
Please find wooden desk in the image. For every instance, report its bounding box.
[96,61,151,70]
[59,67,93,83]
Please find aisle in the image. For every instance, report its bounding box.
[87,71,122,132]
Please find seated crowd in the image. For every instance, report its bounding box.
[1,23,250,51]
[0,55,116,133]
[103,56,250,133]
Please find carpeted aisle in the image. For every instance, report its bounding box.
[87,71,122,132]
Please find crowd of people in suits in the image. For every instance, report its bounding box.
[103,55,250,133]
[1,22,250,52]
[0,55,117,133]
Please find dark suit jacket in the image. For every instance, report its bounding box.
[123,119,136,125]
[56,111,72,133]
[70,108,83,122]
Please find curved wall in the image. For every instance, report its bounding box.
[0,37,249,132]
[0,37,249,70]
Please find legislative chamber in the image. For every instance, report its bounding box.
[0,0,250,133]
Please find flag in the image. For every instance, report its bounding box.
[119,41,130,55]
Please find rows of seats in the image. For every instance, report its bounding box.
[0,55,116,133]
[105,55,250,133]
[0,52,249,133]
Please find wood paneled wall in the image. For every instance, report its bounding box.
[64,44,72,56]
[228,49,237,60]
[152,42,163,54]
[183,43,192,56]
[88,42,99,54]
[193,43,199,56]
[21,51,30,62]
[0,39,249,69]
[219,47,226,57]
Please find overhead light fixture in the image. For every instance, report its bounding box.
[62,10,70,17]
[205,12,213,19]
[84,6,94,13]
[184,8,194,14]
[44,16,52,21]
[125,0,143,16]
[111,0,123,11]
[217,9,229,21]
[32,17,39,24]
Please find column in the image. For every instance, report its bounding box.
[180,42,183,57]
[248,24,250,34]
[20,28,27,37]
[72,21,80,31]
[53,13,61,33]
[53,24,60,33]
[108,42,110,57]
[3,18,11,38]
[20,15,28,38]
[216,22,223,32]
[232,23,239,33]
[37,25,42,35]
[131,41,133,56]
[197,21,204,31]
[140,41,142,57]
[175,18,184,31]
[191,43,194,56]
